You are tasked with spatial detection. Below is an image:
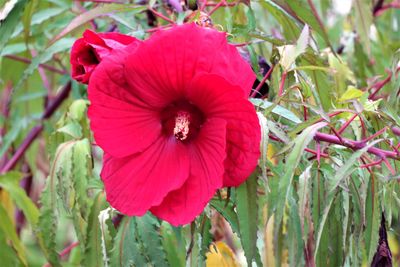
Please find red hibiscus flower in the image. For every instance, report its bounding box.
[70,29,137,84]
[86,23,261,226]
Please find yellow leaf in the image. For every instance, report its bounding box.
[0,190,15,225]
[267,143,278,166]
[206,241,239,267]
[338,86,364,102]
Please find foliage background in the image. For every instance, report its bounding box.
[0,0,399,266]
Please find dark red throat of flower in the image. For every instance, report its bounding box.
[162,101,204,142]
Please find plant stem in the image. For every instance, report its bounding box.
[278,71,287,97]
[314,132,398,159]
[4,55,67,75]
[251,65,274,98]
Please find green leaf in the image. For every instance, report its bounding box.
[0,222,20,266]
[236,173,262,267]
[0,0,28,54]
[135,214,169,267]
[275,121,327,226]
[0,42,27,56]
[284,0,333,49]
[251,98,302,124]
[37,174,60,267]
[338,86,365,102]
[111,217,148,267]
[0,202,27,266]
[51,4,146,44]
[249,31,286,46]
[71,138,91,214]
[365,177,380,264]
[210,198,240,234]
[14,37,74,92]
[57,121,82,139]
[327,140,382,193]
[198,215,212,266]
[84,192,108,267]
[0,119,24,161]
[258,0,301,41]
[277,24,310,70]
[21,0,38,42]
[0,171,39,226]
[297,164,312,243]
[354,0,372,55]
[315,140,381,259]
[161,223,185,267]
[69,99,89,121]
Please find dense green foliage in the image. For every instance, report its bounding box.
[0,0,399,266]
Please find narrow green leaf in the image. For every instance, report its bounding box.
[315,140,381,259]
[0,0,28,54]
[37,175,60,267]
[136,214,169,267]
[0,171,39,226]
[71,138,91,215]
[0,225,19,266]
[51,4,146,44]
[57,121,83,139]
[285,0,333,49]
[161,223,185,267]
[21,0,37,42]
[84,192,108,267]
[297,164,312,243]
[354,0,372,55]
[328,139,382,193]
[259,0,301,41]
[0,119,24,160]
[198,214,212,266]
[210,198,239,234]
[365,177,380,264]
[252,98,302,124]
[111,216,148,267]
[0,203,27,266]
[13,37,74,93]
[236,173,262,267]
[277,24,310,70]
[275,121,327,226]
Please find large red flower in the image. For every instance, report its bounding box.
[86,23,261,226]
[70,29,137,84]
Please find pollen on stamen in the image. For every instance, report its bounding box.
[174,111,191,141]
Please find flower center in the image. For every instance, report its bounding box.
[173,111,191,141]
[161,100,204,142]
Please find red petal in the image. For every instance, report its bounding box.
[88,45,162,158]
[187,73,261,187]
[150,118,226,226]
[101,137,190,216]
[124,23,255,108]
[84,30,137,60]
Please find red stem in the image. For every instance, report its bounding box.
[149,7,175,24]
[360,159,383,168]
[278,71,287,97]
[362,127,387,143]
[43,242,79,267]
[208,0,227,15]
[368,70,392,100]
[338,113,358,134]
[250,65,274,98]
[374,2,400,16]
[314,132,398,159]
[4,55,67,75]
[305,147,328,158]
